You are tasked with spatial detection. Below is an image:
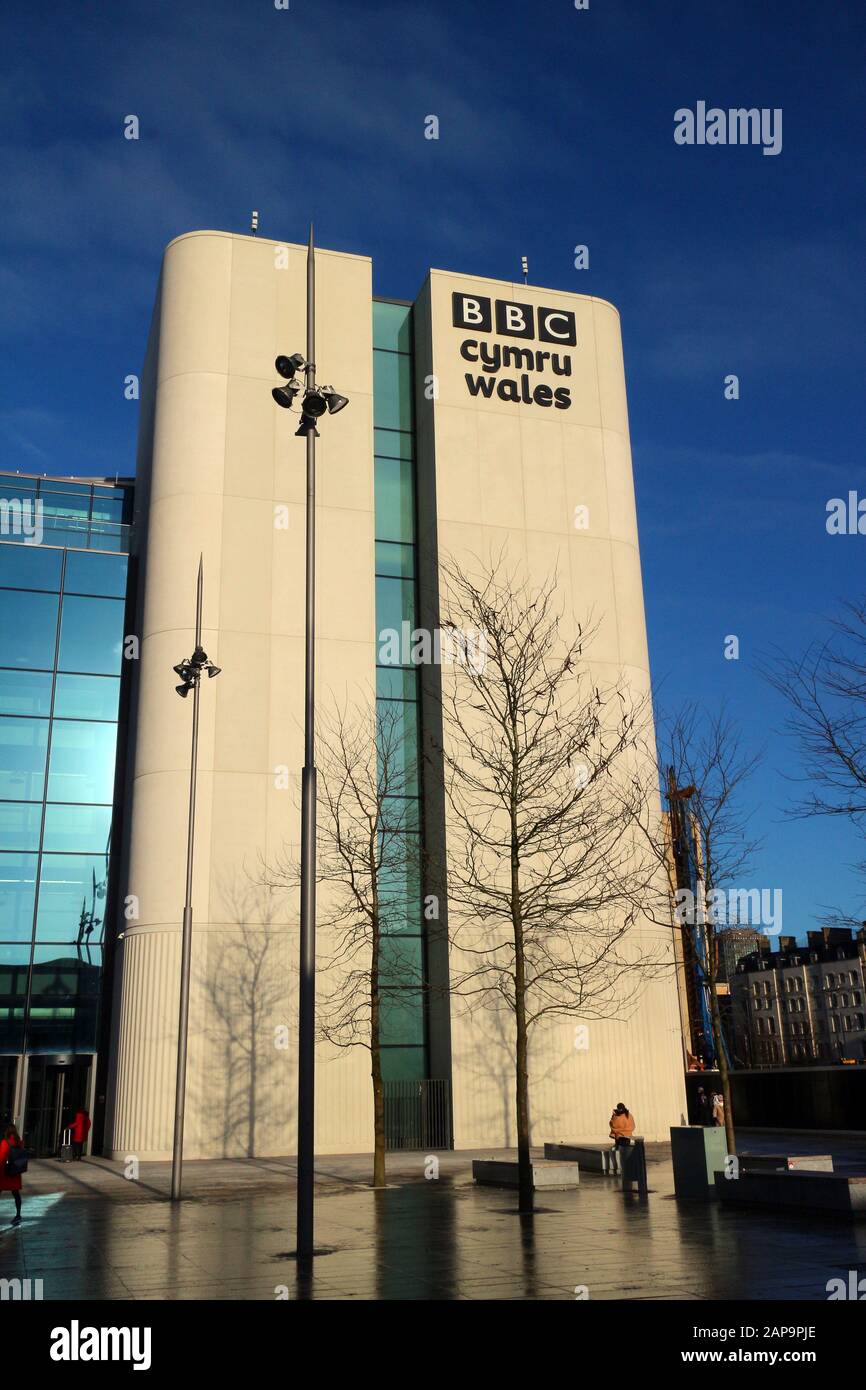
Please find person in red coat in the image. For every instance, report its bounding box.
[0,1124,24,1226]
[70,1109,91,1161]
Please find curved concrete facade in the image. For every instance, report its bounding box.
[107,232,376,1158]
[106,234,685,1160]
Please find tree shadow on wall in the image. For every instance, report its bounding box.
[450,996,571,1149]
[188,876,296,1159]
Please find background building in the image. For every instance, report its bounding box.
[732,927,866,1066]
[0,472,134,1153]
[35,228,687,1161]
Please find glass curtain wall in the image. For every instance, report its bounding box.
[372,302,429,1082]
[0,476,130,1063]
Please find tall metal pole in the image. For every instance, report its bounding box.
[296,224,317,1258]
[171,555,203,1202]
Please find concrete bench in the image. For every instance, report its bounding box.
[472,1158,580,1190]
[544,1139,643,1175]
[739,1152,834,1173]
[715,1170,866,1216]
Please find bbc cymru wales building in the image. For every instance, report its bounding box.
[0,230,687,1158]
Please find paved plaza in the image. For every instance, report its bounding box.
[1,1131,864,1301]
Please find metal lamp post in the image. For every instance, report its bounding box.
[271,225,349,1260]
[170,555,221,1202]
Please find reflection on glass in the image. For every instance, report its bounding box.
[47,720,117,803]
[58,595,125,675]
[53,674,120,721]
[0,544,62,592]
[64,551,128,599]
[28,946,102,1052]
[0,853,38,941]
[0,717,48,800]
[0,669,53,717]
[0,943,29,1052]
[0,802,42,852]
[36,854,108,944]
[0,591,59,669]
[43,804,112,855]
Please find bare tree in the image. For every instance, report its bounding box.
[651,705,762,1156]
[435,557,668,1214]
[267,698,422,1188]
[765,598,866,924]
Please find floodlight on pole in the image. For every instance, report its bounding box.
[271,224,350,1263]
[170,558,221,1203]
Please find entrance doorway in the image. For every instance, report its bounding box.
[23,1056,94,1157]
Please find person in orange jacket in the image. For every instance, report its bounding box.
[0,1124,25,1226]
[609,1102,636,1174]
[70,1108,91,1160]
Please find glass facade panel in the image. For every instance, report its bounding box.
[0,802,43,852]
[64,551,128,598]
[373,457,415,542]
[0,717,49,800]
[0,670,53,717]
[374,428,414,461]
[375,540,415,579]
[376,666,417,701]
[0,544,62,591]
[379,934,424,987]
[380,1045,426,1082]
[371,308,428,1088]
[378,842,421,934]
[0,590,59,668]
[378,990,425,1045]
[58,596,125,674]
[47,720,118,804]
[373,351,414,431]
[43,804,113,855]
[376,576,416,654]
[54,674,120,721]
[0,943,28,1052]
[28,948,102,1053]
[0,853,39,941]
[39,492,91,519]
[373,301,413,353]
[36,854,108,944]
[0,474,132,1065]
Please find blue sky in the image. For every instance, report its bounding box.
[2,0,865,938]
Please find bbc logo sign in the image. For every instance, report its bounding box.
[452,292,576,346]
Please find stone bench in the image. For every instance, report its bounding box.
[714,1170,866,1216]
[544,1139,643,1174]
[739,1152,834,1173]
[472,1158,580,1189]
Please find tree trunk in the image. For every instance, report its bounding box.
[371,908,386,1188]
[514,971,533,1213]
[707,943,736,1156]
[372,1052,386,1188]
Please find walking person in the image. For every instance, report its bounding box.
[70,1108,91,1160]
[711,1091,725,1127]
[0,1124,26,1226]
[609,1101,636,1174]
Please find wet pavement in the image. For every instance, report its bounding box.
[1,1131,865,1300]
